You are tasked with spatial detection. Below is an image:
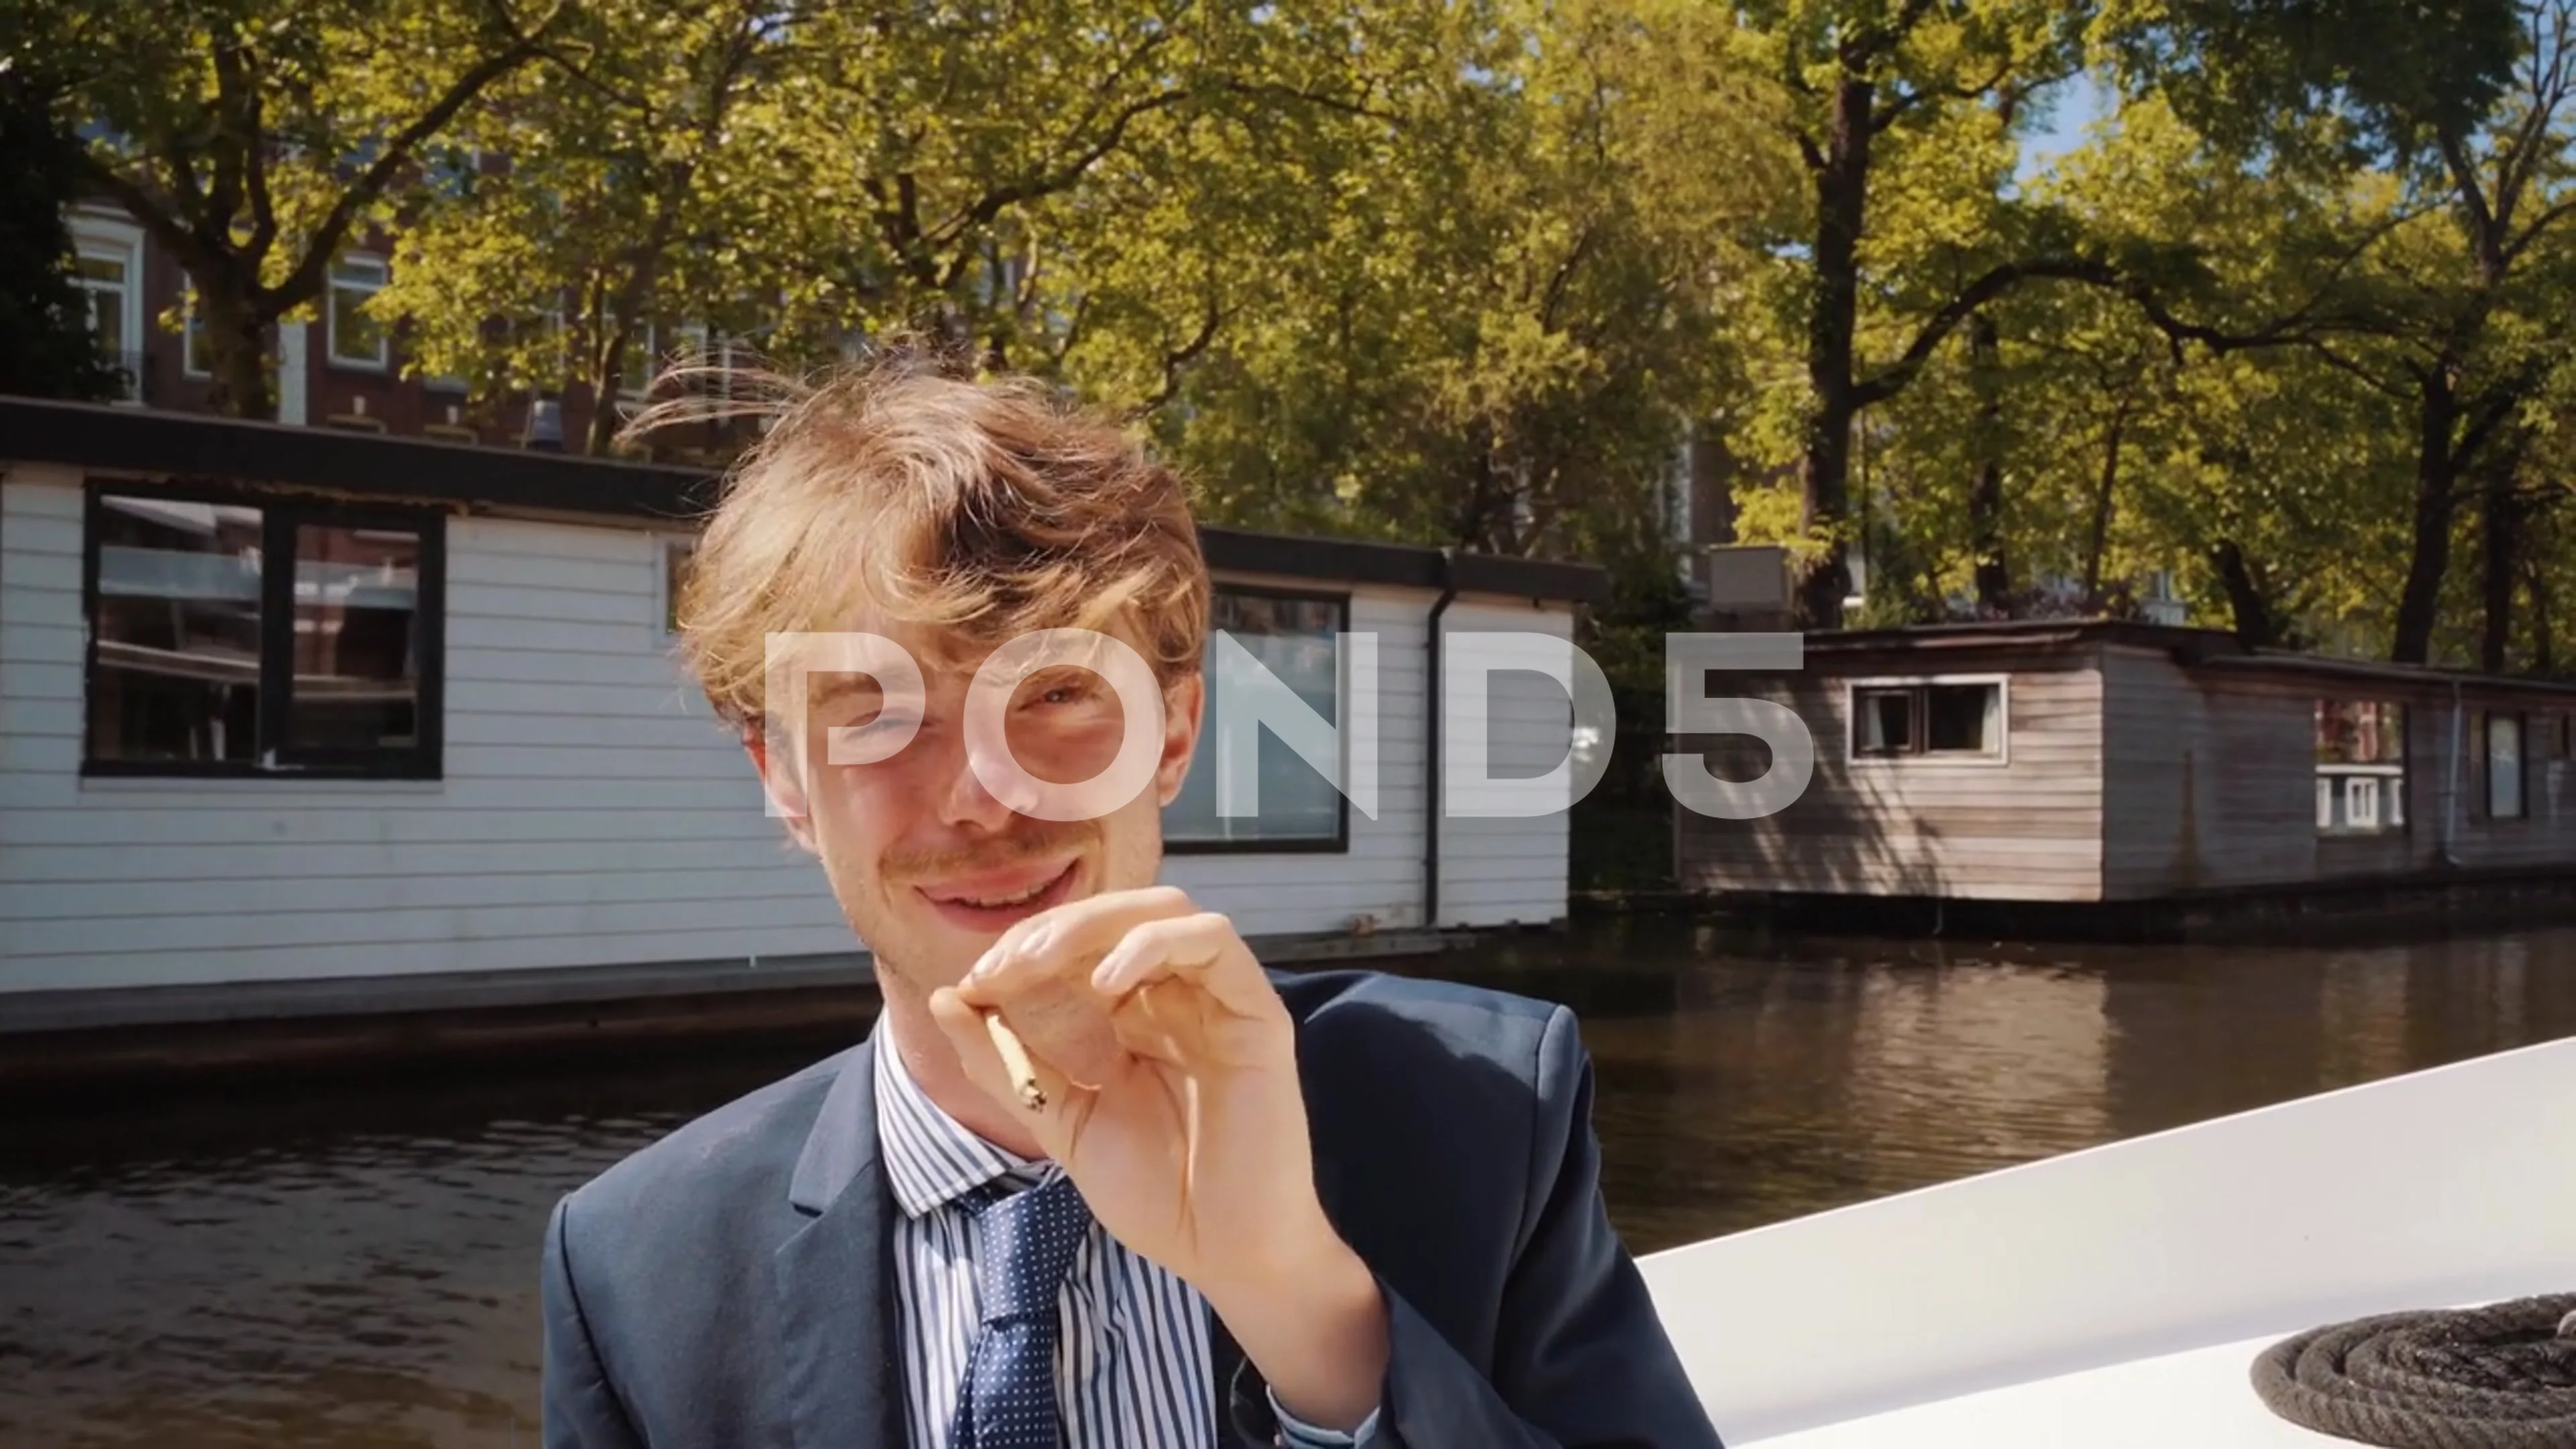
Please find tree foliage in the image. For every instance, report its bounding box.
[0,63,121,402]
[26,0,562,417]
[34,0,2576,675]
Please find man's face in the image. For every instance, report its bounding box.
[749,614,1204,998]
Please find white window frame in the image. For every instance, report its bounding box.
[2314,700,2408,837]
[1841,674,2013,767]
[182,286,213,378]
[70,210,146,402]
[623,321,724,402]
[327,254,391,370]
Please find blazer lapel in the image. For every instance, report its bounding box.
[775,1036,908,1449]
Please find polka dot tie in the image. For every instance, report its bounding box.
[951,1173,1093,1449]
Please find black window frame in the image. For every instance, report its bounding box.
[80,478,447,780]
[1163,582,1352,857]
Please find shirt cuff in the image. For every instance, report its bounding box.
[1267,1385,1381,1447]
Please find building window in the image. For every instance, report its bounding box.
[624,322,731,402]
[327,255,390,369]
[2485,712,2526,820]
[1163,586,1348,851]
[2316,700,2405,834]
[70,213,145,399]
[1850,679,2006,759]
[182,288,214,378]
[84,487,443,778]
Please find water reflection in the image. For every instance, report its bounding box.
[2,915,2569,1446]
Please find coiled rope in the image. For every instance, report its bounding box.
[2251,1293,2576,1447]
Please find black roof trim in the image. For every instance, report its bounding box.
[1,395,1608,603]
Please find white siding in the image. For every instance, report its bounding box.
[1433,599,1576,928]
[1,474,1582,1002]
[1164,579,1582,934]
[1164,582,1433,936]
[0,474,851,996]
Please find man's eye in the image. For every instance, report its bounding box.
[828,710,912,737]
[1030,679,1093,707]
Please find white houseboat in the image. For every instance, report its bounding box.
[0,396,1605,1037]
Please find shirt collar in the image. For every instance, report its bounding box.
[871,1018,1046,1218]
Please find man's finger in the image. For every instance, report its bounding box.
[1087,912,1279,1021]
[955,885,1197,1004]
[927,986,1076,1134]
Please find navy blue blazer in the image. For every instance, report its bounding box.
[539,967,1726,1448]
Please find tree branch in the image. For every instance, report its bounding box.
[1792,125,1826,174]
[1218,78,1403,125]
[1536,223,1597,332]
[2304,337,2414,402]
[2437,128,2506,279]
[1853,256,2335,409]
[269,22,550,313]
[927,85,1191,252]
[205,30,252,235]
[1131,282,1224,417]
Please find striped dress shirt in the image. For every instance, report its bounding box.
[874,1032,1373,1449]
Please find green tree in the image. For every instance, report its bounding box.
[0,64,121,401]
[33,0,563,417]
[1144,0,1782,566]
[1721,0,2533,628]
[2019,96,2425,647]
[380,0,782,450]
[2339,0,2576,664]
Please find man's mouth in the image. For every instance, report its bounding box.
[915,860,1081,931]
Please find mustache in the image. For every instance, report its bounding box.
[881,818,1093,882]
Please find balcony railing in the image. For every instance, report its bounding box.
[104,348,154,403]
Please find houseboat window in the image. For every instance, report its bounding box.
[87,495,263,765]
[1851,681,2004,759]
[2485,712,2526,820]
[1163,586,1347,850]
[1924,684,2002,753]
[2315,700,2405,834]
[84,489,443,778]
[1854,689,1915,754]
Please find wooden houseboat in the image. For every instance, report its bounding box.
[1673,619,2576,934]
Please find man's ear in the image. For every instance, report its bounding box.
[743,722,820,853]
[1154,669,1205,807]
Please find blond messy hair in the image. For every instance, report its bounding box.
[628,339,1210,731]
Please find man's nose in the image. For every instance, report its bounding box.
[937,731,1036,829]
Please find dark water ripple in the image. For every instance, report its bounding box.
[3,914,2571,1446]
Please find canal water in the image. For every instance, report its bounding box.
[5,912,2572,1446]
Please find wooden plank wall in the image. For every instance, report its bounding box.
[1673,661,2106,902]
[2101,647,2576,896]
[2099,649,2319,898]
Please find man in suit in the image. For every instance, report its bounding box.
[541,350,1724,1449]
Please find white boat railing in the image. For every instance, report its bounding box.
[1634,1036,2576,1443]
